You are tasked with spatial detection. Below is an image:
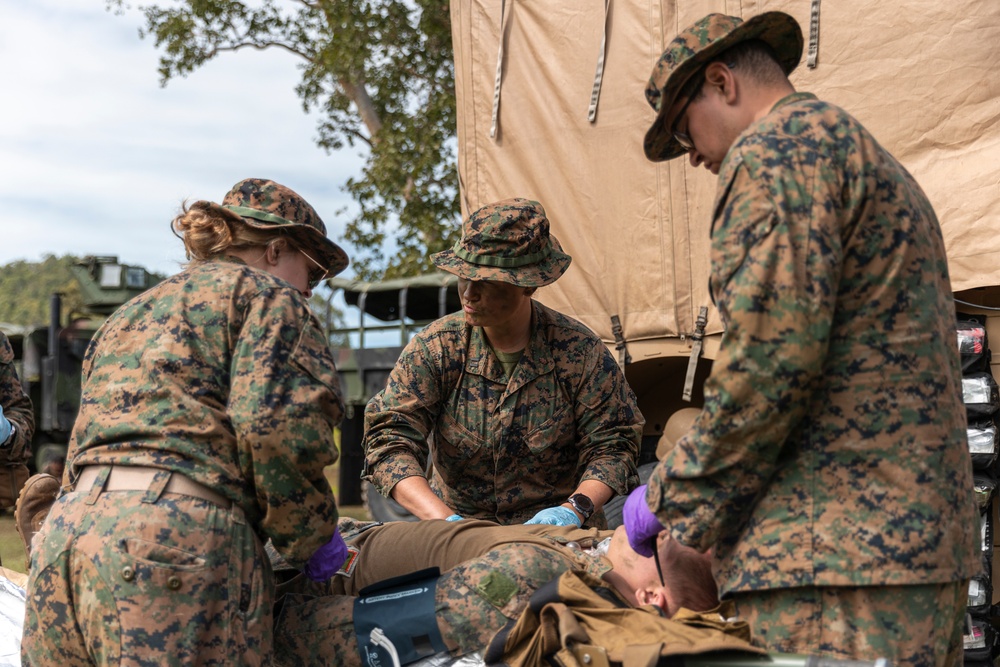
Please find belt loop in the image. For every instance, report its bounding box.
[85,466,111,506]
[143,470,172,504]
[230,503,246,526]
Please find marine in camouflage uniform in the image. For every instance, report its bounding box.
[638,13,978,666]
[363,199,641,527]
[22,179,349,667]
[274,520,610,665]
[0,331,34,510]
[274,518,720,666]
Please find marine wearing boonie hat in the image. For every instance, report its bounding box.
[643,12,804,162]
[204,177,350,277]
[431,198,571,288]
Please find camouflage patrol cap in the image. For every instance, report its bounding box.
[643,12,803,162]
[214,177,349,278]
[431,198,571,288]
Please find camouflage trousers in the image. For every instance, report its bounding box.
[730,582,968,667]
[22,480,273,666]
[274,541,574,666]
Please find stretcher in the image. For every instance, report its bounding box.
[408,649,889,667]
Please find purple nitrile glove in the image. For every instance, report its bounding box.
[622,484,664,558]
[304,531,349,582]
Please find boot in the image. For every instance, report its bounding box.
[14,473,60,563]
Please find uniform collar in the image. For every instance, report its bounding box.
[464,301,556,386]
[769,91,817,112]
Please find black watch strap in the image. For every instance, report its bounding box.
[567,493,594,521]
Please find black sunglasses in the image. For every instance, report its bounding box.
[299,247,329,290]
[670,61,736,152]
[671,75,706,152]
[653,536,666,587]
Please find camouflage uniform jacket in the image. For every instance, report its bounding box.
[67,257,344,566]
[363,300,642,525]
[647,92,978,596]
[0,332,34,465]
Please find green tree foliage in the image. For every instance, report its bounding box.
[1,257,347,352]
[0,256,85,327]
[105,0,462,281]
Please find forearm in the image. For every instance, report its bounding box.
[573,350,643,497]
[389,475,455,520]
[562,479,614,520]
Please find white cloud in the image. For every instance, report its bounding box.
[0,0,366,277]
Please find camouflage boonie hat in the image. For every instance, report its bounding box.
[643,12,803,162]
[431,198,571,288]
[210,177,349,278]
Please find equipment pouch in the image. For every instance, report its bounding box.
[957,319,991,374]
[964,372,999,418]
[353,567,448,666]
[968,419,998,470]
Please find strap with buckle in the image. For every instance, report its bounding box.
[75,465,231,508]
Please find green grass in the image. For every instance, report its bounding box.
[0,513,26,573]
[0,465,368,577]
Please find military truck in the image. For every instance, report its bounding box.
[1,256,161,471]
[325,273,461,514]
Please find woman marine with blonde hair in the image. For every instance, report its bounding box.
[23,178,350,666]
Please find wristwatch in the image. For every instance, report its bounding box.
[566,493,594,522]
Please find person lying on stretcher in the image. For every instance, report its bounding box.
[271,514,729,666]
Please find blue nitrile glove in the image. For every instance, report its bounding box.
[304,532,349,582]
[445,514,464,522]
[0,405,11,445]
[623,484,664,558]
[524,506,582,527]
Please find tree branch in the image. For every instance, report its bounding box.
[209,40,313,62]
[340,75,383,137]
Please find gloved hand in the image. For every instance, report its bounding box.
[304,531,349,582]
[0,405,11,445]
[524,506,582,527]
[622,485,664,557]
[445,514,464,522]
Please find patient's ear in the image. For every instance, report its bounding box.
[635,587,671,614]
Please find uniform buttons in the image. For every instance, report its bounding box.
[167,576,182,591]
[121,566,135,582]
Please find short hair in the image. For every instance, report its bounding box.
[659,535,719,614]
[682,38,788,105]
[714,39,787,87]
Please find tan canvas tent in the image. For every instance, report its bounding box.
[450,0,1000,371]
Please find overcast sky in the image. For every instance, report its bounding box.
[0,0,366,279]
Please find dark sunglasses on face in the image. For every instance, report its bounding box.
[298,247,329,290]
[671,61,736,153]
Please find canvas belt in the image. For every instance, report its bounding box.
[75,464,232,508]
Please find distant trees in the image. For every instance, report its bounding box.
[0,256,346,349]
[106,0,462,281]
[0,256,85,327]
